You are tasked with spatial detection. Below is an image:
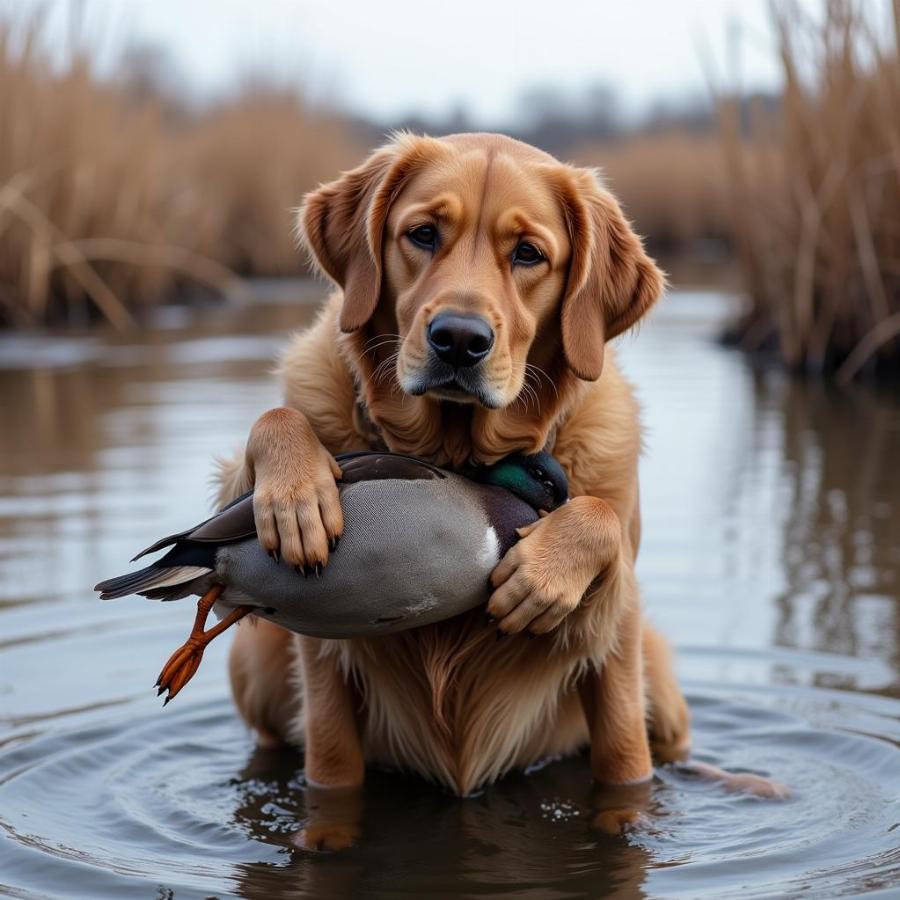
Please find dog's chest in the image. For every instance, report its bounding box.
[341,621,593,794]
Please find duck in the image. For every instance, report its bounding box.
[95,450,569,704]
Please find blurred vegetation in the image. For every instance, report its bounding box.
[0,13,364,328]
[0,2,898,380]
[392,89,735,265]
[718,0,900,381]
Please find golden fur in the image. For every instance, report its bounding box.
[217,132,697,846]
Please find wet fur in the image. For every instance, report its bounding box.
[219,133,691,797]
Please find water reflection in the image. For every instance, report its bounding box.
[765,376,899,677]
[620,297,900,696]
[0,287,898,898]
[228,747,654,900]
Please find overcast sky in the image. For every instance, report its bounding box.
[21,0,797,125]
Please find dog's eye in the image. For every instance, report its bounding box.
[512,242,544,266]
[407,224,438,251]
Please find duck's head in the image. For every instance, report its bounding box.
[473,451,569,513]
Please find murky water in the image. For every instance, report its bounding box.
[1,286,898,899]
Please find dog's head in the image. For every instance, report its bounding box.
[300,132,663,410]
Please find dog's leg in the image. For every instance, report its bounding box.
[297,636,364,788]
[293,635,364,851]
[229,617,301,748]
[639,625,791,797]
[580,588,654,787]
[642,622,691,762]
[576,590,655,835]
[489,496,654,784]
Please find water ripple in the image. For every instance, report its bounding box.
[0,682,897,899]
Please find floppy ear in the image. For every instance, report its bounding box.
[298,134,442,334]
[555,168,665,381]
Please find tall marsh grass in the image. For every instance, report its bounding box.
[0,15,363,328]
[4,1,899,386]
[719,0,900,380]
[0,8,739,331]
[574,131,731,260]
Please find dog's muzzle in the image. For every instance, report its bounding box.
[405,313,500,408]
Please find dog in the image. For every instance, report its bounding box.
[216,132,718,849]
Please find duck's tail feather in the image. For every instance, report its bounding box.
[95,565,213,601]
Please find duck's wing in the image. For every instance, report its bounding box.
[131,490,255,561]
[335,451,446,483]
[131,453,443,562]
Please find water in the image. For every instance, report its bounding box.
[1,286,898,899]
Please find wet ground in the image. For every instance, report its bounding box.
[1,285,898,899]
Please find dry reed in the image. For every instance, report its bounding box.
[8,0,898,384]
[0,7,741,331]
[0,13,363,329]
[573,130,731,260]
[718,0,900,380]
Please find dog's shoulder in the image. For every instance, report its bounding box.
[553,349,642,502]
[277,292,361,452]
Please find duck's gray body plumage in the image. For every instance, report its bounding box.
[96,452,540,638]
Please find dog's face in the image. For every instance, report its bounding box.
[301,133,663,410]
[381,144,571,408]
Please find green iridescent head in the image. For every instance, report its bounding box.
[474,451,569,512]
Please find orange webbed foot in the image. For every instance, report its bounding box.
[155,585,252,704]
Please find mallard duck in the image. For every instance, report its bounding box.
[95,450,568,703]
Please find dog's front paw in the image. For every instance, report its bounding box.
[248,407,344,573]
[487,497,620,635]
[292,821,360,852]
[591,807,649,836]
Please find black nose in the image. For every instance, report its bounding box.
[427,314,495,368]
